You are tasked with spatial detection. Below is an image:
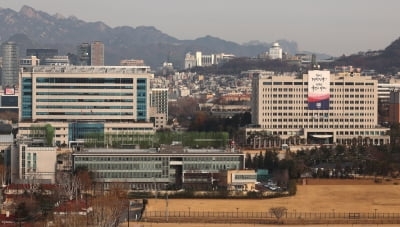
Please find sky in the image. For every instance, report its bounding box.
[1,0,400,56]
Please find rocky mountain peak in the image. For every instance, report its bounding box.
[19,5,41,19]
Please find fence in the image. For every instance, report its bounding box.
[142,211,400,224]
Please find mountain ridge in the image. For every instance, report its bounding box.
[0,5,327,68]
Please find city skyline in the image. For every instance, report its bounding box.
[1,0,399,56]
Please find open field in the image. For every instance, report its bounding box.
[121,223,400,227]
[145,184,400,213]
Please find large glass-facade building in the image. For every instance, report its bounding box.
[73,148,245,190]
[18,66,155,146]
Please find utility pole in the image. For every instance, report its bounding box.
[127,200,130,227]
[165,194,169,222]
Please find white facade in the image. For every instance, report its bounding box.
[41,56,70,66]
[184,52,235,69]
[178,86,191,97]
[249,70,390,146]
[378,78,400,101]
[184,53,196,69]
[13,144,57,184]
[269,42,283,60]
[20,56,40,66]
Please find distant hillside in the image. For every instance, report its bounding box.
[0,5,325,69]
[324,37,400,74]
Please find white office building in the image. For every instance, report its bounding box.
[248,70,390,148]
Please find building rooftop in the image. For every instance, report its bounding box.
[74,148,239,155]
[22,65,151,74]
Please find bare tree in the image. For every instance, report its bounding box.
[0,163,6,186]
[22,168,41,200]
[57,172,80,200]
[269,207,287,223]
[91,185,128,227]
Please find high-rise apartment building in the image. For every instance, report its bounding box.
[389,90,400,125]
[77,43,91,66]
[77,42,104,66]
[18,66,154,146]
[248,70,390,148]
[90,41,104,66]
[1,42,19,87]
[150,88,168,129]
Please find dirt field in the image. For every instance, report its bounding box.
[145,184,400,213]
[304,178,400,185]
[121,223,400,227]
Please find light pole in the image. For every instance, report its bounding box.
[165,194,169,222]
[127,200,130,227]
[236,207,239,218]
[188,207,191,217]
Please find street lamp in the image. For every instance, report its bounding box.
[188,207,191,217]
[127,200,130,227]
[236,207,239,217]
[165,194,169,222]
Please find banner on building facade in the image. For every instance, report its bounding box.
[308,70,330,110]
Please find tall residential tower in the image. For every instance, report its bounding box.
[90,41,104,66]
[1,42,19,87]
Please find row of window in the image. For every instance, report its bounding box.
[262,81,374,86]
[37,85,133,89]
[75,156,240,162]
[264,100,373,104]
[184,157,240,161]
[92,171,162,179]
[265,118,374,122]
[36,77,134,84]
[36,112,133,116]
[36,99,133,102]
[264,124,376,129]
[80,163,163,170]
[234,174,257,180]
[36,92,133,96]
[250,130,386,136]
[36,105,133,109]
[110,127,154,131]
[264,94,374,98]
[262,88,374,92]
[265,112,372,117]
[184,163,237,170]
[263,106,374,110]
[75,156,166,161]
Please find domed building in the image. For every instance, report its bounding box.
[269,42,283,60]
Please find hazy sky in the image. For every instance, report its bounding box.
[1,0,400,56]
